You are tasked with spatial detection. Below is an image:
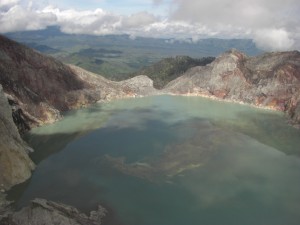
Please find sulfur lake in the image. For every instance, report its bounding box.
[8,95,300,225]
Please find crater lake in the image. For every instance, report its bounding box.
[8,95,300,225]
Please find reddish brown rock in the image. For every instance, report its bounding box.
[165,49,300,125]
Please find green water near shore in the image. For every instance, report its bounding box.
[9,95,300,225]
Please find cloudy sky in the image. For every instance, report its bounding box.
[0,0,299,51]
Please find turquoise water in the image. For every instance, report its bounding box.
[9,95,300,225]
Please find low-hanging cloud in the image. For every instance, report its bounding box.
[0,0,19,8]
[254,29,295,51]
[121,12,158,29]
[170,0,300,50]
[0,0,299,51]
[42,6,121,35]
[0,4,56,32]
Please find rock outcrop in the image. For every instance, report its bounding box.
[0,198,107,225]
[165,49,300,125]
[0,35,157,130]
[0,85,35,191]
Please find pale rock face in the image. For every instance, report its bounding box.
[119,75,157,96]
[0,85,35,190]
[165,49,300,124]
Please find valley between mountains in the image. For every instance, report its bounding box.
[0,34,300,224]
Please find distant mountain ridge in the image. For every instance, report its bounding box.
[3,26,262,80]
[4,26,262,56]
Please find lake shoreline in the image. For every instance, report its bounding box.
[1,94,299,224]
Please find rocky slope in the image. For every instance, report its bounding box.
[0,35,156,131]
[0,85,35,191]
[165,49,300,125]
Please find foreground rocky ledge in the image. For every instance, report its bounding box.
[0,198,107,225]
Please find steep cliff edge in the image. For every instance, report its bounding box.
[165,49,300,125]
[0,35,156,130]
[0,85,35,191]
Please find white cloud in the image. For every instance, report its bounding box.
[121,12,158,28]
[253,29,295,51]
[42,6,121,35]
[170,0,300,50]
[0,0,299,51]
[0,0,19,8]
[0,4,56,32]
[171,0,298,27]
[152,0,164,5]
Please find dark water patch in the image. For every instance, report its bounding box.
[94,58,104,64]
[25,131,83,164]
[213,110,300,155]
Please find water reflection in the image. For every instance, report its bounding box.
[9,95,300,225]
[213,110,300,155]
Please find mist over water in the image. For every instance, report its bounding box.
[9,95,300,225]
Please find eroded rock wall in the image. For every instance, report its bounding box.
[165,49,300,124]
[0,35,157,129]
[0,85,34,191]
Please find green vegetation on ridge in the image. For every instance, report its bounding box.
[132,56,215,89]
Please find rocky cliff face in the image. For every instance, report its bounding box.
[0,85,35,191]
[165,49,300,125]
[0,35,157,130]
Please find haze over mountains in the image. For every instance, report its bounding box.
[1,0,299,51]
[3,26,262,80]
